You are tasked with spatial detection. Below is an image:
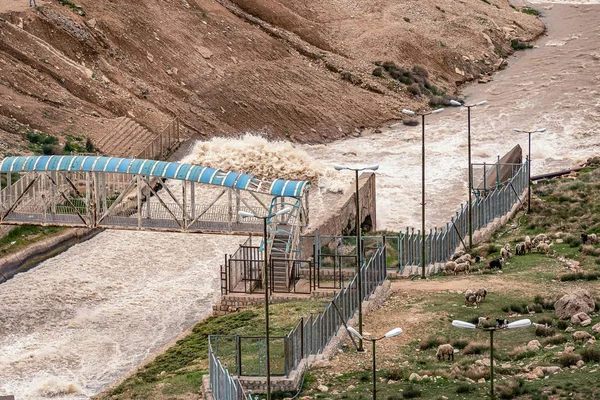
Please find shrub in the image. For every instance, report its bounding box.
[564,235,582,247]
[358,372,370,383]
[542,334,567,346]
[501,303,527,314]
[407,83,421,96]
[456,383,475,393]
[372,67,384,77]
[535,325,556,337]
[450,338,470,349]
[528,303,543,313]
[556,319,569,330]
[510,39,533,51]
[463,342,488,355]
[579,346,600,362]
[496,378,526,399]
[383,367,405,381]
[559,352,582,367]
[522,7,540,15]
[536,317,554,326]
[412,65,428,79]
[533,295,556,310]
[509,345,536,360]
[419,335,446,350]
[402,386,421,398]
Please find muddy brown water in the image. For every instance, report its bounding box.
[1,3,600,399]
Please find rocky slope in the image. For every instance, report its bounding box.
[0,0,544,156]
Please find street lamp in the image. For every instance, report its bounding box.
[333,163,379,352]
[450,99,487,249]
[238,207,292,400]
[513,127,547,213]
[452,318,532,399]
[347,326,403,400]
[402,108,444,279]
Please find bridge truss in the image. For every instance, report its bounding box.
[0,156,310,235]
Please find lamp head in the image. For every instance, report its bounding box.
[238,211,256,218]
[274,207,292,216]
[452,320,477,329]
[361,165,380,171]
[384,327,403,338]
[513,128,524,133]
[475,100,488,106]
[333,164,348,171]
[347,326,363,340]
[450,100,462,107]
[536,128,547,133]
[507,319,532,329]
[402,109,416,116]
[431,108,444,114]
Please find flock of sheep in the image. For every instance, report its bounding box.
[443,233,559,276]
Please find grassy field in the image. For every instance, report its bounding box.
[95,166,600,399]
[0,225,66,256]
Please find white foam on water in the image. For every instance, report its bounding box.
[0,230,245,399]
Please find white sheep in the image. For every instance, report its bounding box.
[525,236,533,253]
[452,250,466,261]
[444,261,457,275]
[455,254,472,264]
[515,242,526,256]
[573,331,592,342]
[477,316,491,327]
[476,288,488,302]
[533,234,548,246]
[454,262,470,275]
[436,343,455,361]
[589,233,598,244]
[536,242,551,254]
[500,247,511,260]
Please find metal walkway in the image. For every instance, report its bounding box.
[0,155,310,234]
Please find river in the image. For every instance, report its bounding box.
[1,2,599,398]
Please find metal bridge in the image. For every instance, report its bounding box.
[0,155,309,233]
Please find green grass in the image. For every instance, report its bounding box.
[522,7,540,16]
[0,225,66,255]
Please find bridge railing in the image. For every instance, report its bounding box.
[135,117,180,160]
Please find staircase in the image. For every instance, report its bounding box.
[95,117,157,158]
[265,197,302,292]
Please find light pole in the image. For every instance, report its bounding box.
[333,164,379,352]
[347,326,403,400]
[513,127,546,213]
[450,99,487,249]
[238,207,292,400]
[452,318,531,399]
[402,108,444,278]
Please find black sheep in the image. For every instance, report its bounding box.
[489,258,503,270]
[581,233,589,244]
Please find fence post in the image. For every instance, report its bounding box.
[236,335,242,377]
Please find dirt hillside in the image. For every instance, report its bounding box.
[0,0,544,156]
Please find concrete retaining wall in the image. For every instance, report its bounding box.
[301,172,377,259]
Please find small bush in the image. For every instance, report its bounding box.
[536,317,553,326]
[456,383,475,394]
[412,65,428,79]
[403,17,410,22]
[579,347,600,362]
[509,345,536,360]
[522,7,540,15]
[556,319,569,330]
[358,372,370,383]
[402,386,422,398]
[535,325,556,337]
[463,342,488,355]
[564,235,582,247]
[407,83,421,96]
[383,367,405,381]
[511,39,533,51]
[501,303,527,314]
[560,272,599,281]
[372,67,384,77]
[533,295,556,310]
[496,378,526,399]
[542,334,567,346]
[451,338,470,349]
[528,303,543,313]
[419,335,446,351]
[559,352,582,368]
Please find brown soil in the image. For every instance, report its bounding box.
[323,275,547,376]
[0,0,544,156]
